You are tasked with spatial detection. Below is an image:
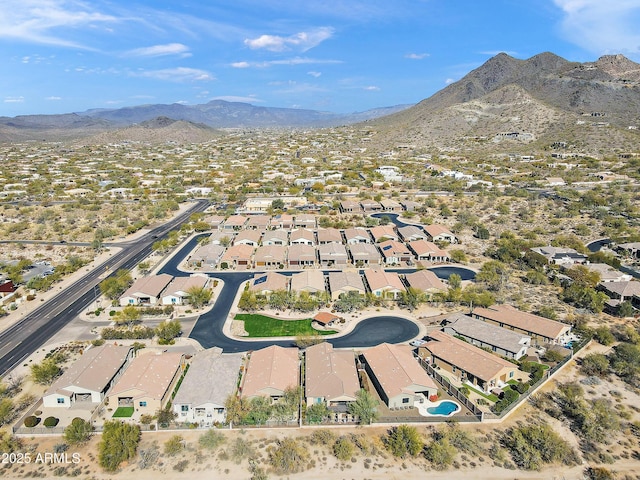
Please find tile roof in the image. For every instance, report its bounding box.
[241,345,299,398]
[305,342,359,401]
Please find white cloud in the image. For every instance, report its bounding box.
[363,86,380,91]
[133,67,215,82]
[307,71,322,77]
[244,27,334,52]
[4,96,25,103]
[0,0,118,48]
[553,0,640,55]
[445,78,455,85]
[231,61,251,68]
[126,43,191,57]
[232,57,342,68]
[405,53,429,60]
[46,96,62,100]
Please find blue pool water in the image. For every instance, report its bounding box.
[426,400,459,416]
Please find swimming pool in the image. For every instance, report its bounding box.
[425,400,460,416]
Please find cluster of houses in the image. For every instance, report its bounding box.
[119,273,209,307]
[248,268,447,301]
[530,245,640,314]
[190,214,455,270]
[40,340,439,426]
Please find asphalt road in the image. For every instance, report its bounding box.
[0,200,209,376]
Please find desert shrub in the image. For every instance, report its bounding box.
[230,437,256,464]
[501,423,578,470]
[63,418,93,445]
[268,437,310,474]
[309,428,336,445]
[199,429,225,450]
[43,416,59,428]
[24,415,40,427]
[333,436,356,461]
[384,424,423,458]
[98,421,141,472]
[164,435,184,456]
[580,353,609,377]
[424,437,456,470]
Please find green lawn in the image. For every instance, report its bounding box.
[235,313,337,338]
[112,407,134,418]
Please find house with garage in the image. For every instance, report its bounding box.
[204,215,225,230]
[472,304,572,345]
[161,275,210,306]
[233,229,262,247]
[246,215,270,230]
[294,214,316,229]
[172,348,243,426]
[378,240,413,265]
[344,227,372,244]
[318,243,349,267]
[423,224,458,243]
[364,269,405,299]
[119,273,173,306]
[223,215,248,231]
[305,343,359,416]
[189,242,225,267]
[349,243,382,266]
[107,351,186,416]
[240,345,299,401]
[328,271,367,300]
[360,199,382,212]
[272,213,294,229]
[287,244,317,267]
[441,313,531,360]
[362,343,437,408]
[220,244,254,269]
[529,246,588,266]
[379,199,403,213]
[43,344,134,408]
[418,330,520,393]
[253,245,287,268]
[339,200,361,214]
[585,263,633,283]
[290,270,326,295]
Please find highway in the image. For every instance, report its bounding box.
[0,199,209,376]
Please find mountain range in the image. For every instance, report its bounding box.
[1,51,639,148]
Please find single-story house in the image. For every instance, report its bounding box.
[364,269,405,299]
[220,244,254,268]
[161,275,210,305]
[108,351,186,415]
[305,343,359,414]
[398,225,428,242]
[379,199,403,213]
[404,270,447,298]
[318,243,349,267]
[328,271,366,300]
[249,272,289,295]
[253,245,287,268]
[472,304,571,345]
[349,243,382,266]
[287,244,317,267]
[43,344,134,408]
[340,200,361,214]
[240,345,299,401]
[233,229,263,247]
[262,229,289,246]
[599,280,640,302]
[363,343,438,408]
[585,263,633,283]
[290,270,326,295]
[207,231,234,245]
[344,227,372,244]
[246,215,270,230]
[272,214,294,229]
[223,215,248,231]
[205,215,225,230]
[294,214,316,229]
[441,313,531,360]
[119,273,173,306]
[370,225,398,243]
[529,246,588,265]
[378,240,413,265]
[408,240,450,262]
[423,224,458,243]
[289,228,316,246]
[401,200,420,212]
[360,199,382,212]
[172,348,243,426]
[418,330,520,393]
[317,227,343,244]
[189,244,225,268]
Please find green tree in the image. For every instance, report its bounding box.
[156,405,177,427]
[271,199,285,210]
[224,395,250,426]
[424,437,456,470]
[199,429,226,450]
[333,436,355,461]
[447,273,462,290]
[63,418,93,445]
[98,421,141,472]
[306,403,330,424]
[334,291,367,313]
[114,304,142,327]
[99,269,132,300]
[384,424,424,458]
[476,260,509,291]
[238,291,258,311]
[449,249,468,263]
[618,301,634,318]
[348,389,379,425]
[398,287,426,311]
[30,358,62,385]
[187,285,213,308]
[155,319,182,345]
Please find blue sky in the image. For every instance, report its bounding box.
[2,0,640,116]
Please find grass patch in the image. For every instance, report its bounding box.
[112,407,134,418]
[466,384,499,402]
[235,313,337,338]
